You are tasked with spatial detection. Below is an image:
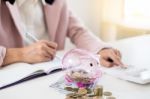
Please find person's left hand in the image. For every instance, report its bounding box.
[98,48,124,67]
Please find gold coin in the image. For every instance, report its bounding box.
[94,85,103,96]
[65,96,76,99]
[88,94,96,97]
[65,87,74,91]
[106,96,116,99]
[73,72,81,78]
[73,88,79,92]
[78,88,88,95]
[93,96,103,99]
[103,91,112,96]
[66,93,76,97]
[86,88,92,94]
[71,94,78,98]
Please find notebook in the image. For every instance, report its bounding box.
[0,57,62,90]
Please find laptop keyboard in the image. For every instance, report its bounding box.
[100,65,150,84]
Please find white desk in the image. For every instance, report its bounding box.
[0,35,150,99]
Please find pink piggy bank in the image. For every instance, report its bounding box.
[62,49,102,88]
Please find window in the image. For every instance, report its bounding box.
[124,0,150,23]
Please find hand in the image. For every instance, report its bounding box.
[22,40,57,63]
[98,48,124,67]
[2,40,57,66]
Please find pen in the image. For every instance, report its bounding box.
[25,32,61,60]
[107,57,126,68]
[107,58,114,63]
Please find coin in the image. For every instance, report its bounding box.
[73,88,79,92]
[65,84,115,99]
[76,94,83,98]
[78,88,88,95]
[71,94,78,98]
[77,95,88,99]
[106,96,116,99]
[65,96,76,99]
[93,96,103,99]
[94,85,103,96]
[86,88,92,94]
[66,93,76,97]
[65,87,74,91]
[103,91,112,96]
[73,72,81,78]
[88,94,96,97]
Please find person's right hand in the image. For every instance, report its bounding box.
[22,40,57,63]
[2,40,57,66]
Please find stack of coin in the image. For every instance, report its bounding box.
[93,85,103,96]
[65,85,116,99]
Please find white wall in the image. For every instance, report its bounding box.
[67,0,101,36]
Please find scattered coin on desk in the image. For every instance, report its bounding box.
[65,87,74,92]
[106,96,116,99]
[65,85,116,99]
[103,91,112,96]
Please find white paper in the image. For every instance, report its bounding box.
[0,57,61,88]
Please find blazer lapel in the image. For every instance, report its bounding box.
[43,0,64,41]
[6,1,25,38]
[6,0,64,41]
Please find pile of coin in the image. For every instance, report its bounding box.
[65,85,116,99]
[67,69,91,84]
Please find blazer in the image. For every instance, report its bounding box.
[0,0,109,66]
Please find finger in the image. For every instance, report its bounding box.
[112,50,125,67]
[100,58,114,68]
[106,57,121,66]
[41,50,51,58]
[46,42,57,49]
[41,40,57,49]
[44,45,56,59]
[114,49,122,59]
[41,55,52,62]
[113,51,121,60]
[109,52,123,66]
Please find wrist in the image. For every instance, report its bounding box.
[2,48,24,66]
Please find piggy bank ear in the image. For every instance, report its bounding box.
[62,49,81,69]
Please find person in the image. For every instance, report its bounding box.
[0,0,124,68]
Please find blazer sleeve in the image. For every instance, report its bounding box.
[0,46,6,67]
[67,11,111,53]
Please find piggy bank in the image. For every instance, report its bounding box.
[62,49,102,88]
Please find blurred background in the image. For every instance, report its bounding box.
[67,0,150,42]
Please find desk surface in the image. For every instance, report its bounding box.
[0,35,150,99]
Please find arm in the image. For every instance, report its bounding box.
[0,40,57,67]
[67,11,110,53]
[1,48,24,66]
[66,11,124,67]
[0,46,7,67]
